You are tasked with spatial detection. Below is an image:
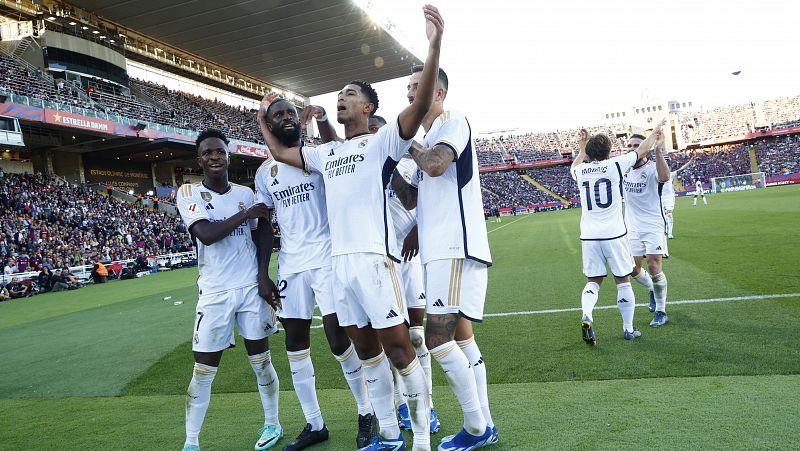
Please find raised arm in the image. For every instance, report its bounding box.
[191,203,269,246]
[300,105,342,144]
[675,152,696,174]
[571,128,590,170]
[632,118,667,160]
[257,93,304,169]
[397,5,444,140]
[654,130,670,183]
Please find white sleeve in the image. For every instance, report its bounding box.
[433,113,470,158]
[376,117,414,162]
[570,165,579,181]
[254,164,275,208]
[176,184,209,230]
[301,144,327,174]
[614,151,639,172]
[243,188,258,231]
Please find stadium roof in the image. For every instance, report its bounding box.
[66,0,422,97]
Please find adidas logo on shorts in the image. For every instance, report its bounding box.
[386,309,399,319]
[418,293,426,300]
[433,299,445,307]
[655,246,662,250]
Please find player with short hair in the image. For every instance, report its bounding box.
[176,129,281,451]
[368,114,441,435]
[257,6,444,450]
[254,99,374,450]
[623,131,671,327]
[693,178,707,205]
[661,154,695,239]
[404,64,496,450]
[570,119,666,345]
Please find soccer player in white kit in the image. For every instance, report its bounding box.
[258,7,444,450]
[254,99,374,450]
[570,120,666,345]
[405,65,496,450]
[623,132,671,328]
[176,129,281,451]
[369,115,441,435]
[661,154,695,238]
[693,179,708,205]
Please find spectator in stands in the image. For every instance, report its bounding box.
[37,266,53,292]
[4,258,16,275]
[120,262,136,280]
[60,266,82,289]
[6,277,30,298]
[50,269,70,292]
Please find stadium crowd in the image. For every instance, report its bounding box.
[480,171,558,210]
[0,172,192,293]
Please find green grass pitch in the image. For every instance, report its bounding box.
[1,185,799,450]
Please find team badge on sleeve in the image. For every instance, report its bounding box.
[271,165,279,177]
[201,192,212,202]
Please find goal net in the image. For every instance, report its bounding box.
[711,172,767,194]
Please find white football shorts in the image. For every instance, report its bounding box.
[332,253,407,329]
[581,236,635,278]
[277,265,336,320]
[192,284,278,353]
[629,230,669,258]
[401,256,426,310]
[424,258,488,322]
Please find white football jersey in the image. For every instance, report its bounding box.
[571,151,638,240]
[387,157,418,242]
[696,180,704,194]
[661,170,677,210]
[623,161,667,233]
[300,118,411,260]
[254,157,331,275]
[415,111,492,266]
[176,182,258,295]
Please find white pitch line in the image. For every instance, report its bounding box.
[297,294,800,328]
[487,214,530,234]
[482,293,800,318]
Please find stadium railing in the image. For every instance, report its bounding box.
[0,251,197,287]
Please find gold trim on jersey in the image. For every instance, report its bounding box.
[179,184,193,198]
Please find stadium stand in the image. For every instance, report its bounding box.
[526,166,580,201]
[480,171,559,210]
[0,172,192,288]
[754,134,800,177]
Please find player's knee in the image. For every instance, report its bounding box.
[647,261,662,275]
[325,330,351,356]
[409,326,425,348]
[384,343,415,369]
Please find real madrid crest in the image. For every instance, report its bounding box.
[358,140,368,148]
[201,192,212,202]
[238,202,246,211]
[270,165,278,178]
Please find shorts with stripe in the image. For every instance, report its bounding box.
[424,258,488,322]
[629,230,669,258]
[331,252,407,329]
[581,235,635,278]
[401,257,426,310]
[192,284,278,353]
[277,265,336,320]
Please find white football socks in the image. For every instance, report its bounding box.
[430,340,486,436]
[632,269,653,291]
[581,282,600,321]
[616,282,636,332]
[334,345,372,416]
[397,357,430,449]
[409,326,433,409]
[362,353,401,438]
[458,336,493,428]
[652,272,668,312]
[185,362,217,446]
[248,351,280,426]
[287,349,324,431]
